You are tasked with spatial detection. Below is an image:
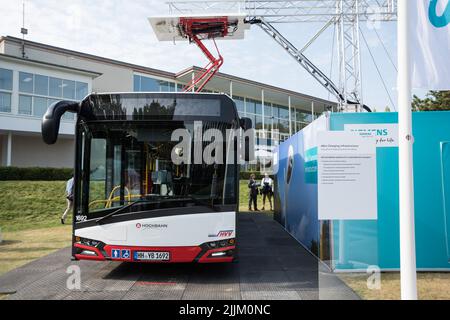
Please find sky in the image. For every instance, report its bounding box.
[0,0,428,110]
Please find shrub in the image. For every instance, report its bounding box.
[240,171,273,180]
[0,167,73,181]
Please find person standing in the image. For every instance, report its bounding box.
[248,173,259,211]
[261,173,273,211]
[61,175,74,224]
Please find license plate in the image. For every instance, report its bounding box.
[134,251,170,261]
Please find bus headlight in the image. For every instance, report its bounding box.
[205,238,236,249]
[75,236,102,248]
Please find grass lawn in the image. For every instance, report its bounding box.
[0,226,72,276]
[0,181,71,232]
[339,272,450,300]
[0,181,73,278]
[239,180,274,213]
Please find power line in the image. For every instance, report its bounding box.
[373,27,397,72]
[360,28,396,111]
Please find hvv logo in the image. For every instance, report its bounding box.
[429,0,450,28]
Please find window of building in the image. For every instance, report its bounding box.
[295,109,306,122]
[0,68,13,113]
[264,116,272,131]
[255,101,262,115]
[133,75,141,92]
[160,81,175,92]
[255,115,263,130]
[233,96,245,113]
[34,97,48,117]
[140,75,157,91]
[49,77,63,97]
[264,102,272,117]
[0,68,13,91]
[63,80,76,100]
[272,104,280,118]
[19,72,34,93]
[134,75,177,92]
[279,120,290,134]
[76,82,88,100]
[35,74,49,96]
[272,118,279,130]
[19,95,32,115]
[0,92,11,113]
[17,72,87,119]
[279,106,289,120]
[246,98,256,114]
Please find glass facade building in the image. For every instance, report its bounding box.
[17,72,88,120]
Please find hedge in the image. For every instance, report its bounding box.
[240,172,273,180]
[0,167,73,181]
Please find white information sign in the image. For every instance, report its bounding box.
[344,123,398,147]
[318,131,378,220]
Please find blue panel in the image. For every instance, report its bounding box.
[276,111,450,270]
[274,130,319,255]
[329,111,450,270]
[441,142,450,262]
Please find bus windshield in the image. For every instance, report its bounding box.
[77,120,237,221]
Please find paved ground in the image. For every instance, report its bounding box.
[0,213,359,300]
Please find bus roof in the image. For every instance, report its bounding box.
[79,92,240,123]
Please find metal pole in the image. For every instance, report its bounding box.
[288,95,292,136]
[6,131,12,167]
[355,0,363,112]
[397,0,417,300]
[261,89,265,139]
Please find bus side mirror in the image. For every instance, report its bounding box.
[240,117,252,131]
[42,100,80,145]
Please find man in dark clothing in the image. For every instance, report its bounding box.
[248,174,259,211]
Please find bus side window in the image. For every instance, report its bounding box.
[89,138,107,211]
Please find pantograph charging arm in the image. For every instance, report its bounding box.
[179,17,227,93]
[183,35,224,93]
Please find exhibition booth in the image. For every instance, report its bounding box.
[274,111,450,271]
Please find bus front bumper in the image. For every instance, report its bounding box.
[73,239,236,263]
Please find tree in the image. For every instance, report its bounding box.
[412,91,450,111]
[385,106,391,112]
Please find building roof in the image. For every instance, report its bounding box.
[0,36,336,106]
[0,53,102,78]
[0,36,175,79]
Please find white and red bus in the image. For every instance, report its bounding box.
[42,93,252,263]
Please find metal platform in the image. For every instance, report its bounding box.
[0,213,360,300]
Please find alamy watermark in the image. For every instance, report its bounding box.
[170,121,277,173]
[366,265,381,290]
[66,265,81,290]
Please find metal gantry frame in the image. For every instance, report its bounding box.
[336,0,363,111]
[166,0,397,112]
[246,17,346,104]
